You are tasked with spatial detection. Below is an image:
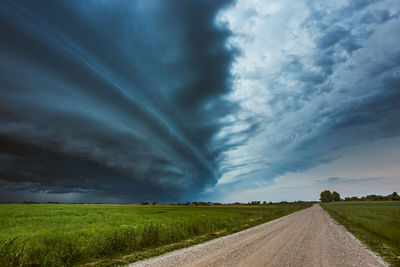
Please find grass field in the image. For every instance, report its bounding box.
[0,203,311,266]
[321,201,400,266]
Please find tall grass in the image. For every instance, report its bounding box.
[322,201,400,266]
[0,203,310,266]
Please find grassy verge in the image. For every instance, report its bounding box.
[321,201,400,266]
[86,221,258,266]
[0,203,311,266]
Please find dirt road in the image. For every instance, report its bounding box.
[131,204,387,267]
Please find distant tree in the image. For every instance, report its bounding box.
[152,201,157,205]
[140,201,149,205]
[388,192,400,201]
[320,190,333,203]
[344,193,400,202]
[332,191,341,201]
[351,196,360,201]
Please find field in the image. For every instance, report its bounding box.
[321,201,400,266]
[0,203,311,266]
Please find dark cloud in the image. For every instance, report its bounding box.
[2,0,400,203]
[0,0,234,202]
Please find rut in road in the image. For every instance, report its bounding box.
[131,204,387,267]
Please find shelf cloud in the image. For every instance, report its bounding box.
[0,0,235,202]
[1,0,399,202]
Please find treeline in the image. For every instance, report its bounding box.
[344,192,399,201]
[320,190,400,202]
[4,200,313,205]
[176,200,311,206]
[140,201,312,206]
[139,201,222,206]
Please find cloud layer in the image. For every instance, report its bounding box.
[0,0,234,202]
[1,0,399,202]
[212,0,400,198]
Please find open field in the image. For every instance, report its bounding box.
[321,201,400,266]
[131,204,387,267]
[0,203,311,266]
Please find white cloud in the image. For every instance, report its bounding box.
[211,0,400,200]
[219,136,400,202]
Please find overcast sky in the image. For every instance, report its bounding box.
[1,0,399,203]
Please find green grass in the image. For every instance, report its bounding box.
[0,203,311,266]
[321,201,400,266]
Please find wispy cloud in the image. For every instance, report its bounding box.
[315,177,385,184]
[211,0,400,197]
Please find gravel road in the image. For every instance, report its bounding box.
[131,204,387,267]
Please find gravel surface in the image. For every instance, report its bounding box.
[131,204,388,267]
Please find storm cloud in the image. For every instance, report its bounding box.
[1,0,399,203]
[0,0,235,202]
